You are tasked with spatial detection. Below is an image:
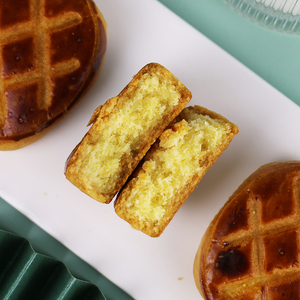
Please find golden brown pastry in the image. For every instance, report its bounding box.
[194,161,300,299]
[0,0,107,150]
[65,63,192,204]
[115,106,239,237]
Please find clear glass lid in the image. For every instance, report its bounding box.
[224,0,300,33]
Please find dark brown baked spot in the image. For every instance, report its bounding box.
[215,248,250,279]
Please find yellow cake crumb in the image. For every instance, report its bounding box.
[115,105,239,236]
[65,63,192,203]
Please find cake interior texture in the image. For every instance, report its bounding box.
[116,106,238,236]
[65,62,192,204]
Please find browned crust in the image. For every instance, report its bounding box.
[115,105,239,237]
[0,0,107,150]
[194,161,300,299]
[65,63,192,204]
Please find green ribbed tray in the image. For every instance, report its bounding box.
[0,197,133,300]
[0,229,106,300]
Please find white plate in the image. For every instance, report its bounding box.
[1,0,300,299]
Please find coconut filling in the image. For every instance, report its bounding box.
[79,75,181,194]
[125,111,233,223]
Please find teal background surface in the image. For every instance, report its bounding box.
[158,0,300,107]
[0,1,299,299]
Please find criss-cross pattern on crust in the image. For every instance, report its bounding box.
[0,0,83,126]
[216,171,300,298]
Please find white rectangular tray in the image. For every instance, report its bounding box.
[1,0,300,299]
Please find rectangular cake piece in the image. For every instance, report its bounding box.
[65,63,192,203]
[114,105,239,237]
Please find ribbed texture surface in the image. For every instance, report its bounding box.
[0,230,106,300]
[224,0,300,33]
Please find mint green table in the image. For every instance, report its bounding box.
[158,0,300,107]
[1,1,299,300]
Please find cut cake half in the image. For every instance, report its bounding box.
[115,105,239,237]
[65,63,192,203]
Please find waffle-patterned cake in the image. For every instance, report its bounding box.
[0,0,107,150]
[194,161,300,299]
[115,106,239,237]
